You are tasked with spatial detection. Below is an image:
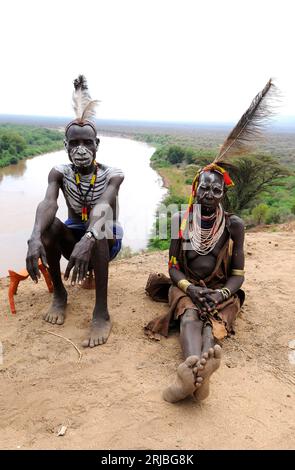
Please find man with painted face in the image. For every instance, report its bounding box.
[26,76,124,347]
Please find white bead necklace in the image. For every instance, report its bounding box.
[188,203,225,255]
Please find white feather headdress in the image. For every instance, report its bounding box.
[65,75,99,135]
[72,75,99,123]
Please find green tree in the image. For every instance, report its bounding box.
[0,130,26,154]
[225,155,291,213]
[167,145,186,165]
[184,148,196,164]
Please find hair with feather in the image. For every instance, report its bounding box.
[213,79,278,164]
[72,75,99,123]
[179,80,279,239]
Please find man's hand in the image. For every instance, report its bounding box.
[186,285,215,312]
[26,239,48,283]
[64,236,95,285]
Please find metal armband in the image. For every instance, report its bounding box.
[231,269,245,276]
[177,279,192,293]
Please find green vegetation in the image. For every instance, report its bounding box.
[146,138,294,250]
[0,124,63,168]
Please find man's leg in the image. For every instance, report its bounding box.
[163,309,205,403]
[82,237,111,348]
[41,218,76,325]
[81,236,116,290]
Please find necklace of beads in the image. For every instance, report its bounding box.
[188,203,225,255]
[74,162,98,221]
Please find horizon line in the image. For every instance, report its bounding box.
[1,113,295,128]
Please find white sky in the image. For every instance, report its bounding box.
[1,0,294,122]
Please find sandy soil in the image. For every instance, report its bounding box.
[0,228,295,450]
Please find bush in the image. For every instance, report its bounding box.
[148,238,170,251]
[265,207,290,224]
[185,178,193,185]
[184,148,196,164]
[251,204,269,224]
[167,146,186,165]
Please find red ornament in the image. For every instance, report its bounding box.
[223,171,233,186]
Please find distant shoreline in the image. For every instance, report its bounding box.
[1,113,295,132]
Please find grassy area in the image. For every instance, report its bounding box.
[157,166,191,198]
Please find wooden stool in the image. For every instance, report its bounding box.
[8,261,53,314]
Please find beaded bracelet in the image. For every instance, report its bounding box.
[217,287,231,300]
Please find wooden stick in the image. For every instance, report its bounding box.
[41,330,82,363]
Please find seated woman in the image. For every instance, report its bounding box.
[145,79,276,402]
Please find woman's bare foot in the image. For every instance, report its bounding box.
[43,289,67,325]
[193,345,222,401]
[82,316,112,348]
[162,355,203,403]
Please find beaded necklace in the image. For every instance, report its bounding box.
[188,204,225,255]
[74,162,98,221]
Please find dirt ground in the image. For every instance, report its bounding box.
[0,228,295,450]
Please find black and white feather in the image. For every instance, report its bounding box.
[72,75,99,122]
[214,79,278,164]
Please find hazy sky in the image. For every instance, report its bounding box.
[1,0,294,122]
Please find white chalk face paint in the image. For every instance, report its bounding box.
[70,145,94,168]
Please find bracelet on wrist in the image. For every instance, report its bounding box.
[177,279,192,293]
[217,287,231,300]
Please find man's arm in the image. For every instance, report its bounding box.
[26,168,61,281]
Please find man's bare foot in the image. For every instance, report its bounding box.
[162,355,204,403]
[82,317,112,348]
[193,345,222,401]
[43,290,67,325]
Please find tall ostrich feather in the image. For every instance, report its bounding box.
[214,79,278,164]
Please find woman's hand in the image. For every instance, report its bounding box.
[203,290,224,308]
[186,285,215,312]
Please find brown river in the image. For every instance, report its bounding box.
[0,136,166,276]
